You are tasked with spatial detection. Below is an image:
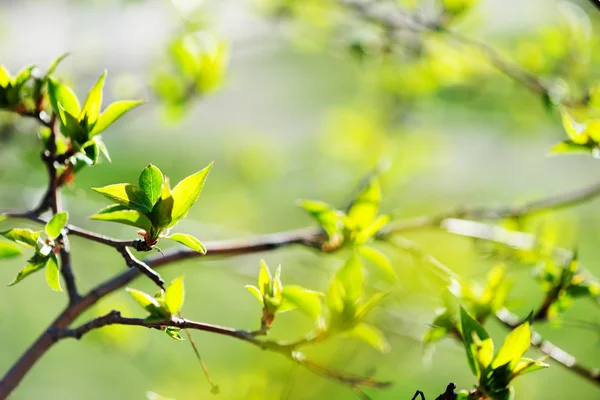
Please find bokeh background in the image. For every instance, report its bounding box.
[1,0,600,399]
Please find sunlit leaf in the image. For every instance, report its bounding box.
[358,246,397,282]
[164,326,184,341]
[45,255,62,292]
[45,212,68,240]
[511,358,549,378]
[298,199,343,239]
[47,77,81,122]
[151,177,174,229]
[355,291,388,321]
[245,285,263,304]
[1,229,41,248]
[281,285,323,320]
[164,276,185,314]
[139,164,164,207]
[126,287,168,317]
[258,259,272,297]
[346,322,390,353]
[8,255,49,286]
[549,140,593,155]
[89,205,153,232]
[460,307,492,378]
[0,65,10,87]
[92,184,152,213]
[46,52,69,76]
[492,321,531,369]
[347,180,381,229]
[170,162,213,225]
[80,70,106,125]
[89,100,145,137]
[168,233,206,254]
[336,253,364,302]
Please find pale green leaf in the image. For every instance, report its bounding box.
[1,229,41,248]
[346,322,390,353]
[258,259,272,297]
[358,246,397,282]
[92,184,152,213]
[355,214,390,244]
[90,100,145,137]
[336,253,364,302]
[549,140,592,156]
[168,233,206,254]
[460,307,492,378]
[46,53,69,76]
[0,65,10,87]
[89,205,153,232]
[170,162,213,224]
[355,291,389,321]
[164,276,185,314]
[0,241,22,259]
[245,285,263,304]
[492,321,531,369]
[298,200,343,239]
[47,77,81,122]
[348,180,381,229]
[281,285,323,320]
[126,287,168,317]
[8,256,49,286]
[45,212,68,240]
[511,358,549,378]
[139,164,164,207]
[45,255,62,291]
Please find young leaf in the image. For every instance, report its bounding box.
[168,233,206,254]
[549,141,593,156]
[245,285,263,304]
[8,256,49,286]
[151,177,174,229]
[45,212,68,240]
[89,100,145,137]
[92,184,152,213]
[347,180,381,229]
[355,291,389,321]
[46,53,69,76]
[164,276,185,314]
[170,162,213,224]
[45,255,62,292]
[492,320,532,369]
[298,200,343,239]
[460,307,492,378]
[355,214,390,244]
[139,164,164,207]
[89,205,153,232]
[80,70,106,125]
[47,78,81,120]
[0,241,22,259]
[511,358,549,378]
[164,327,184,341]
[281,285,323,320]
[1,229,41,248]
[346,322,390,353]
[336,253,364,303]
[126,287,168,317]
[358,246,397,282]
[0,65,9,87]
[258,259,272,296]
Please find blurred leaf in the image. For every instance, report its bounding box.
[0,241,22,259]
[89,100,145,137]
[45,255,62,292]
[139,164,164,207]
[8,256,49,286]
[164,276,185,314]
[90,205,153,232]
[168,233,206,254]
[45,211,68,240]
[358,246,397,282]
[492,320,531,369]
[92,184,152,213]
[298,200,342,239]
[46,53,69,76]
[126,287,168,317]
[355,291,388,321]
[355,214,389,244]
[170,162,213,224]
[1,229,41,248]
[336,253,364,302]
[80,70,106,126]
[347,180,381,229]
[245,285,263,304]
[346,322,390,353]
[281,285,323,320]
[0,65,9,87]
[549,140,592,155]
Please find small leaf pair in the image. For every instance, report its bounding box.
[47,70,144,164]
[551,107,600,158]
[0,212,69,291]
[127,276,185,340]
[91,163,212,252]
[460,308,548,396]
[326,254,390,353]
[246,260,323,329]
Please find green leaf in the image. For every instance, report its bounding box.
[126,287,168,317]
[164,276,185,314]
[511,358,549,378]
[89,205,153,232]
[139,164,164,207]
[92,184,152,213]
[45,212,68,240]
[1,229,41,248]
[245,285,263,304]
[358,246,397,282]
[164,327,184,341]
[281,285,323,320]
[492,321,531,369]
[355,214,389,244]
[47,77,81,122]
[355,291,388,321]
[46,53,69,76]
[298,200,343,239]
[150,177,174,229]
[59,105,86,143]
[168,233,206,254]
[258,259,272,297]
[348,180,381,229]
[346,322,390,353]
[460,307,492,378]
[336,253,364,302]
[45,255,62,291]
[89,100,145,137]
[80,70,106,126]
[170,162,213,225]
[549,140,593,155]
[0,241,22,259]
[8,256,49,286]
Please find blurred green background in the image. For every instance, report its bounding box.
[1,0,600,399]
